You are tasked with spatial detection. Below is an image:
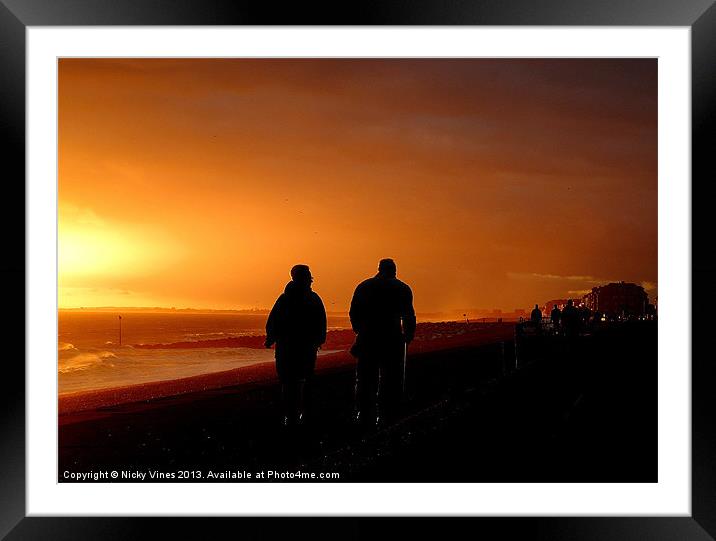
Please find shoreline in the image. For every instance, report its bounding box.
[58,322,516,418]
[58,351,351,418]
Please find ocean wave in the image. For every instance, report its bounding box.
[135,334,266,349]
[58,342,76,351]
[59,351,117,373]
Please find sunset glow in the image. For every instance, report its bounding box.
[58,59,657,313]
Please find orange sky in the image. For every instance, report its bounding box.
[58,59,657,313]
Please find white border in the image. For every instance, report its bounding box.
[27,27,691,516]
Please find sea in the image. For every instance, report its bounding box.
[58,311,351,395]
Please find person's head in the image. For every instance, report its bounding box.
[377,258,397,278]
[567,299,574,306]
[290,264,313,287]
[535,304,539,309]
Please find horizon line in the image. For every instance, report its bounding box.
[58,305,532,315]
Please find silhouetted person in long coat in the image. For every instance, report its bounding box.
[265,264,327,426]
[561,299,580,339]
[349,258,416,426]
[531,304,543,324]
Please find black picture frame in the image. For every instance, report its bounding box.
[2,1,714,538]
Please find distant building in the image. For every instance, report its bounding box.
[582,282,648,317]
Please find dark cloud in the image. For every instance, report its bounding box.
[59,59,657,311]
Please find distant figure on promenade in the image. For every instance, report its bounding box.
[561,299,580,338]
[265,264,327,426]
[531,304,543,325]
[349,258,416,426]
[550,304,562,332]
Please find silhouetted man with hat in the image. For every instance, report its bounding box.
[266,264,327,426]
[349,258,416,427]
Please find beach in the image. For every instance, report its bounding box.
[58,321,514,415]
[58,321,656,482]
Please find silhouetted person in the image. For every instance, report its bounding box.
[531,304,543,324]
[561,299,580,338]
[349,258,416,426]
[550,304,562,332]
[265,264,327,426]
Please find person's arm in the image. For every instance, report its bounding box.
[349,285,363,334]
[402,286,417,344]
[315,294,327,348]
[265,295,282,347]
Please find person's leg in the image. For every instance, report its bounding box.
[354,359,368,423]
[378,350,403,424]
[352,365,362,423]
[355,356,379,425]
[296,378,306,424]
[375,363,385,427]
[280,382,293,426]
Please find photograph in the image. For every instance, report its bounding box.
[57,57,658,484]
[0,0,710,534]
